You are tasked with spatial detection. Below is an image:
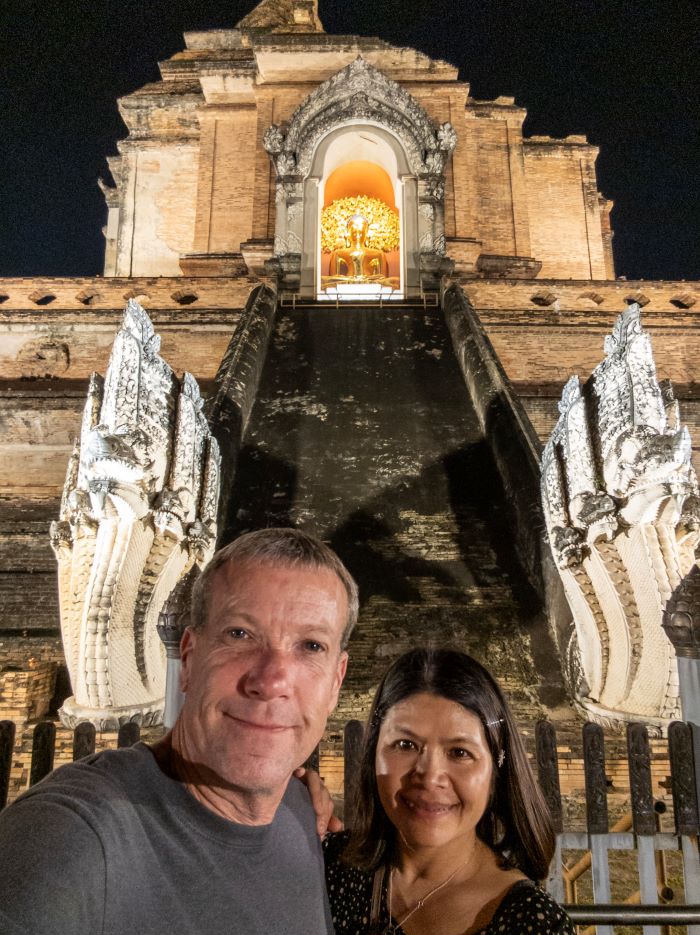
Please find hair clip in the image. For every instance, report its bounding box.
[486,717,504,728]
[497,749,506,768]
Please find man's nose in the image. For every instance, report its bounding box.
[241,648,292,699]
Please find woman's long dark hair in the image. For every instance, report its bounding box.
[344,647,555,881]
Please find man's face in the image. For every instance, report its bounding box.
[179,560,348,799]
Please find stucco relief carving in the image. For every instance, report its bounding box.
[262,125,285,154]
[275,180,297,204]
[275,153,297,177]
[263,58,456,181]
[541,304,700,728]
[49,300,220,729]
[436,122,458,151]
[419,231,432,251]
[426,179,445,202]
[286,230,303,253]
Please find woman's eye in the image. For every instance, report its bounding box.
[394,739,417,752]
[449,747,472,760]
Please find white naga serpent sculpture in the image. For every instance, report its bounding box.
[542,304,700,729]
[50,300,220,729]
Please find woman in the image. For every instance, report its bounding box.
[324,648,574,934]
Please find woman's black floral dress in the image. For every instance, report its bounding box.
[323,832,575,935]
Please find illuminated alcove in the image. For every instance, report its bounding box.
[299,124,418,299]
[320,161,400,292]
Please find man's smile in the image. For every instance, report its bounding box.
[224,713,295,732]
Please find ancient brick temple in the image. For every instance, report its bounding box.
[1,0,699,759]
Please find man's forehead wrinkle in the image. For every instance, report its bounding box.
[218,573,343,607]
[209,592,249,621]
[209,587,340,625]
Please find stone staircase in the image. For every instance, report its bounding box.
[225,302,568,733]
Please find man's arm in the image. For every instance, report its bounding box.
[293,767,343,837]
[0,797,105,934]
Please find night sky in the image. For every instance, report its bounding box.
[1,0,697,280]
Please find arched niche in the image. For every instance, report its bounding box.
[307,124,414,295]
[263,57,457,297]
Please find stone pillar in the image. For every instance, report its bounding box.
[663,564,700,809]
[401,174,419,294]
[663,565,700,724]
[156,573,197,729]
[300,176,320,296]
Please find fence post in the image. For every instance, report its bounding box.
[29,721,56,786]
[627,723,661,935]
[343,720,364,828]
[0,720,16,809]
[535,720,564,902]
[117,723,141,748]
[583,722,613,935]
[668,721,700,932]
[303,744,320,773]
[72,722,96,761]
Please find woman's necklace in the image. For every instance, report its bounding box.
[384,844,478,933]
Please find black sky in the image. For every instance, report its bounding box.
[0,0,697,280]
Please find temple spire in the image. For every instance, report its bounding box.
[236,0,323,33]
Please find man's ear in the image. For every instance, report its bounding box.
[179,627,196,693]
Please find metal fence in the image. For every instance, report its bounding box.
[2,717,700,932]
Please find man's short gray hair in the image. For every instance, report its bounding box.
[189,527,359,649]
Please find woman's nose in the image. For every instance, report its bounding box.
[412,747,446,783]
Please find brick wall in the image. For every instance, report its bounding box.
[524,140,608,279]
[0,662,56,724]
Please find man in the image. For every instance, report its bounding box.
[0,528,358,935]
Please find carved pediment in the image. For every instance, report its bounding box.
[263,57,456,178]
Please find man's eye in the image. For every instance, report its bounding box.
[302,640,325,653]
[226,628,249,640]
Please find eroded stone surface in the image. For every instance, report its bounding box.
[227,302,564,733]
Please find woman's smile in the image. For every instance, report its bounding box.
[399,795,458,816]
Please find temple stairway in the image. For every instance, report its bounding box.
[226,302,567,732]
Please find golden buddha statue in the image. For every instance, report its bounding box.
[330,213,387,281]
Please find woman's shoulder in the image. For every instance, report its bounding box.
[322,830,372,885]
[323,831,379,932]
[322,829,352,863]
[486,880,575,934]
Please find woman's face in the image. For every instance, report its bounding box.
[375,692,494,853]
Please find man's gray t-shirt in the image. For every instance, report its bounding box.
[0,743,334,935]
